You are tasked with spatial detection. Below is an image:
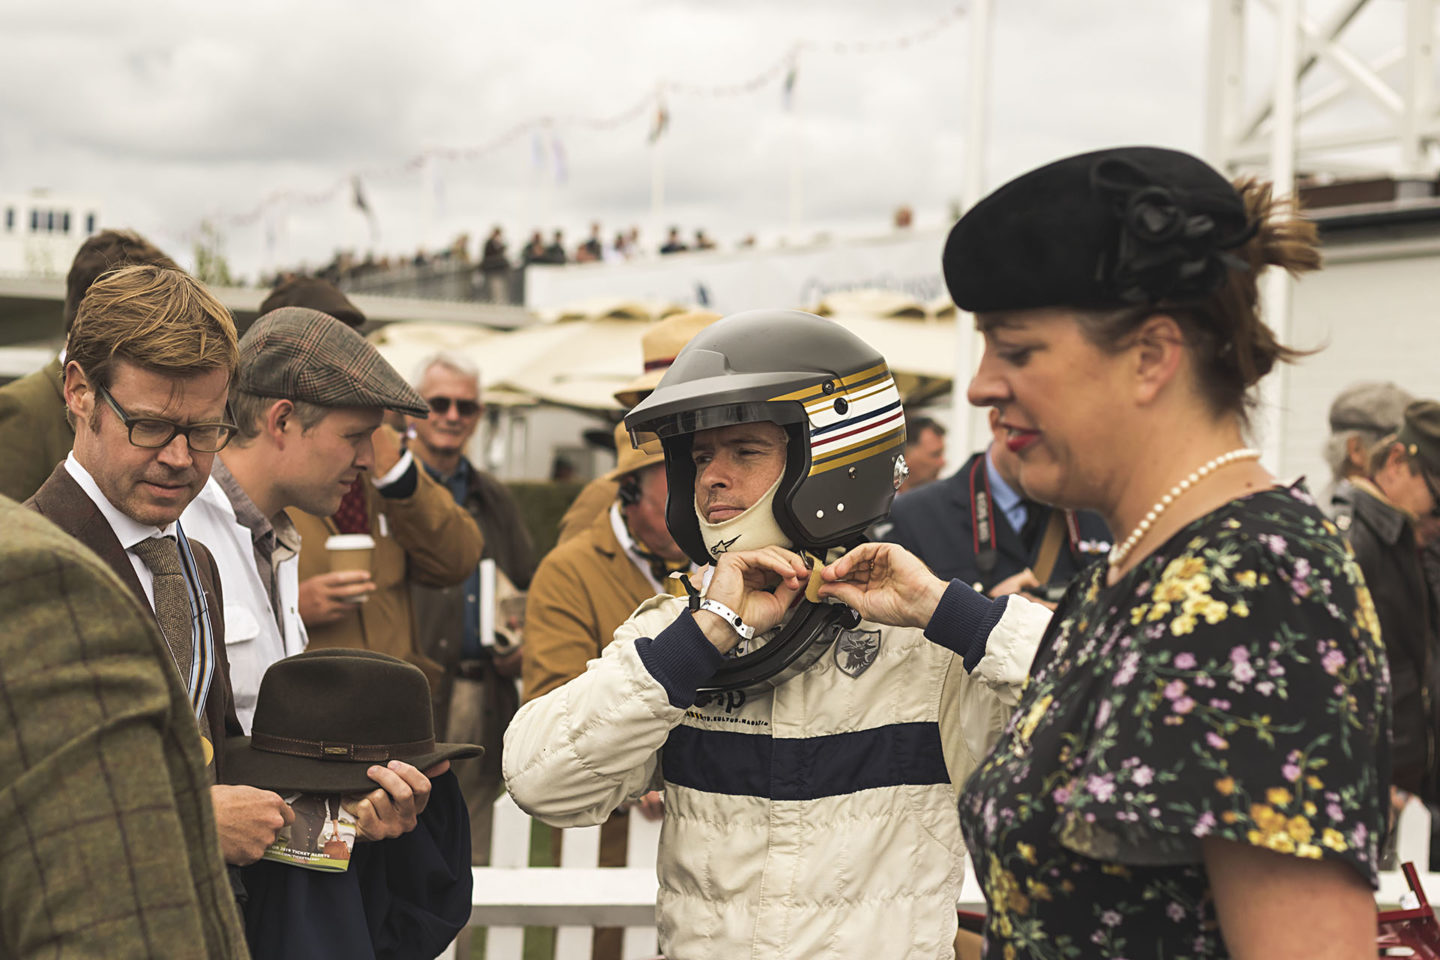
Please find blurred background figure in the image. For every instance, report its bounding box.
[1323,380,1415,531]
[478,226,509,303]
[898,414,947,493]
[0,228,178,502]
[406,350,536,872]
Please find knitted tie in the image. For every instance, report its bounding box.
[332,477,371,534]
[132,536,192,678]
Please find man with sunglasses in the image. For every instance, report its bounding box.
[404,352,535,878]
[26,263,296,868]
[1347,398,1440,810]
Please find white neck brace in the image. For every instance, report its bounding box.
[696,472,792,560]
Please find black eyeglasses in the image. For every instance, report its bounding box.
[96,384,238,453]
[428,396,481,417]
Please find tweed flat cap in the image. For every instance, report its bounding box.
[943,146,1255,313]
[238,307,429,417]
[1328,381,1414,435]
[1397,400,1440,479]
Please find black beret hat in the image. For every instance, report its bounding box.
[943,146,1256,314]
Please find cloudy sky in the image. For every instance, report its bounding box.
[0,0,1403,282]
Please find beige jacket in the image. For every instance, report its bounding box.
[504,592,1051,959]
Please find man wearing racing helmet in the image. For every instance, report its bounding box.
[503,309,1048,959]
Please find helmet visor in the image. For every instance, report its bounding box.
[627,400,806,453]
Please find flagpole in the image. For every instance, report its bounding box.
[787,55,802,232]
[650,95,666,244]
[949,0,992,465]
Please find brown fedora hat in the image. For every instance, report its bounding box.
[601,420,665,482]
[224,649,482,794]
[613,310,721,408]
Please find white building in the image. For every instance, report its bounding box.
[0,190,102,278]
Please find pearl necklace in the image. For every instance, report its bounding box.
[1108,447,1262,569]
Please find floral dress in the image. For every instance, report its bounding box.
[959,484,1390,959]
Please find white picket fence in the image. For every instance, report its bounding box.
[439,793,1440,960]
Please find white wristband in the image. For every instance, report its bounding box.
[697,598,755,641]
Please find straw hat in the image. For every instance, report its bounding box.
[612,310,721,408]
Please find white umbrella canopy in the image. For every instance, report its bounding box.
[812,289,929,319]
[366,322,527,407]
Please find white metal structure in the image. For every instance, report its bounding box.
[1205,0,1440,468]
[1206,0,1439,178]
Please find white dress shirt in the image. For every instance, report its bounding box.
[64,452,175,612]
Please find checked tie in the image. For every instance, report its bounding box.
[132,535,193,679]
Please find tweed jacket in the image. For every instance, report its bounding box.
[0,356,73,503]
[0,496,248,959]
[290,458,483,687]
[521,502,660,702]
[26,462,243,782]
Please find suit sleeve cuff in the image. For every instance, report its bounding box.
[924,581,1009,671]
[634,611,725,709]
[373,451,418,498]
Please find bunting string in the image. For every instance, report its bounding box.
[190,4,966,238]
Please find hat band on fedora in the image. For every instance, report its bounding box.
[643,356,677,372]
[250,731,436,763]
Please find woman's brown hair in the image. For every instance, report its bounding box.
[1077,178,1321,421]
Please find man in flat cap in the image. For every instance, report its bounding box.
[0,228,179,502]
[1346,399,1440,809]
[181,307,475,956]
[260,280,483,695]
[1322,380,1415,531]
[26,263,294,869]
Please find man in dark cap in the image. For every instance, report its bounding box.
[1322,381,1414,531]
[259,275,367,329]
[0,228,179,501]
[1346,398,1440,807]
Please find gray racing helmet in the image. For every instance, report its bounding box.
[625,308,907,567]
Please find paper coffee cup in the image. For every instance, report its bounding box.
[325,533,376,579]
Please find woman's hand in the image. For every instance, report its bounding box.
[816,542,947,629]
[696,546,809,653]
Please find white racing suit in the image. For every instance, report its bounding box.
[503,587,1050,959]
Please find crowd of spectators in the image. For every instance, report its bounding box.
[260,221,747,305]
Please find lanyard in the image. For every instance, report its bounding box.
[969,457,1083,587]
[173,521,216,725]
[968,457,998,581]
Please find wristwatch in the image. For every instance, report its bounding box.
[697,598,756,641]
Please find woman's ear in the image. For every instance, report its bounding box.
[1131,313,1186,405]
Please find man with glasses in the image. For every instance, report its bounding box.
[26,263,296,867]
[1347,398,1440,811]
[404,352,535,877]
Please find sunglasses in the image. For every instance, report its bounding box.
[1422,470,1440,519]
[427,396,481,417]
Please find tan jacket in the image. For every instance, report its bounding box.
[555,475,619,544]
[0,357,74,502]
[522,502,657,702]
[291,458,483,687]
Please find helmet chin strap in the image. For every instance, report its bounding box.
[689,475,861,696]
[696,472,792,560]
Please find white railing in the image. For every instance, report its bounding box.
[447,793,1439,960]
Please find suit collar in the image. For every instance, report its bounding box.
[29,462,148,605]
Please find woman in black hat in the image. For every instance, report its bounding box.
[819,147,1389,958]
